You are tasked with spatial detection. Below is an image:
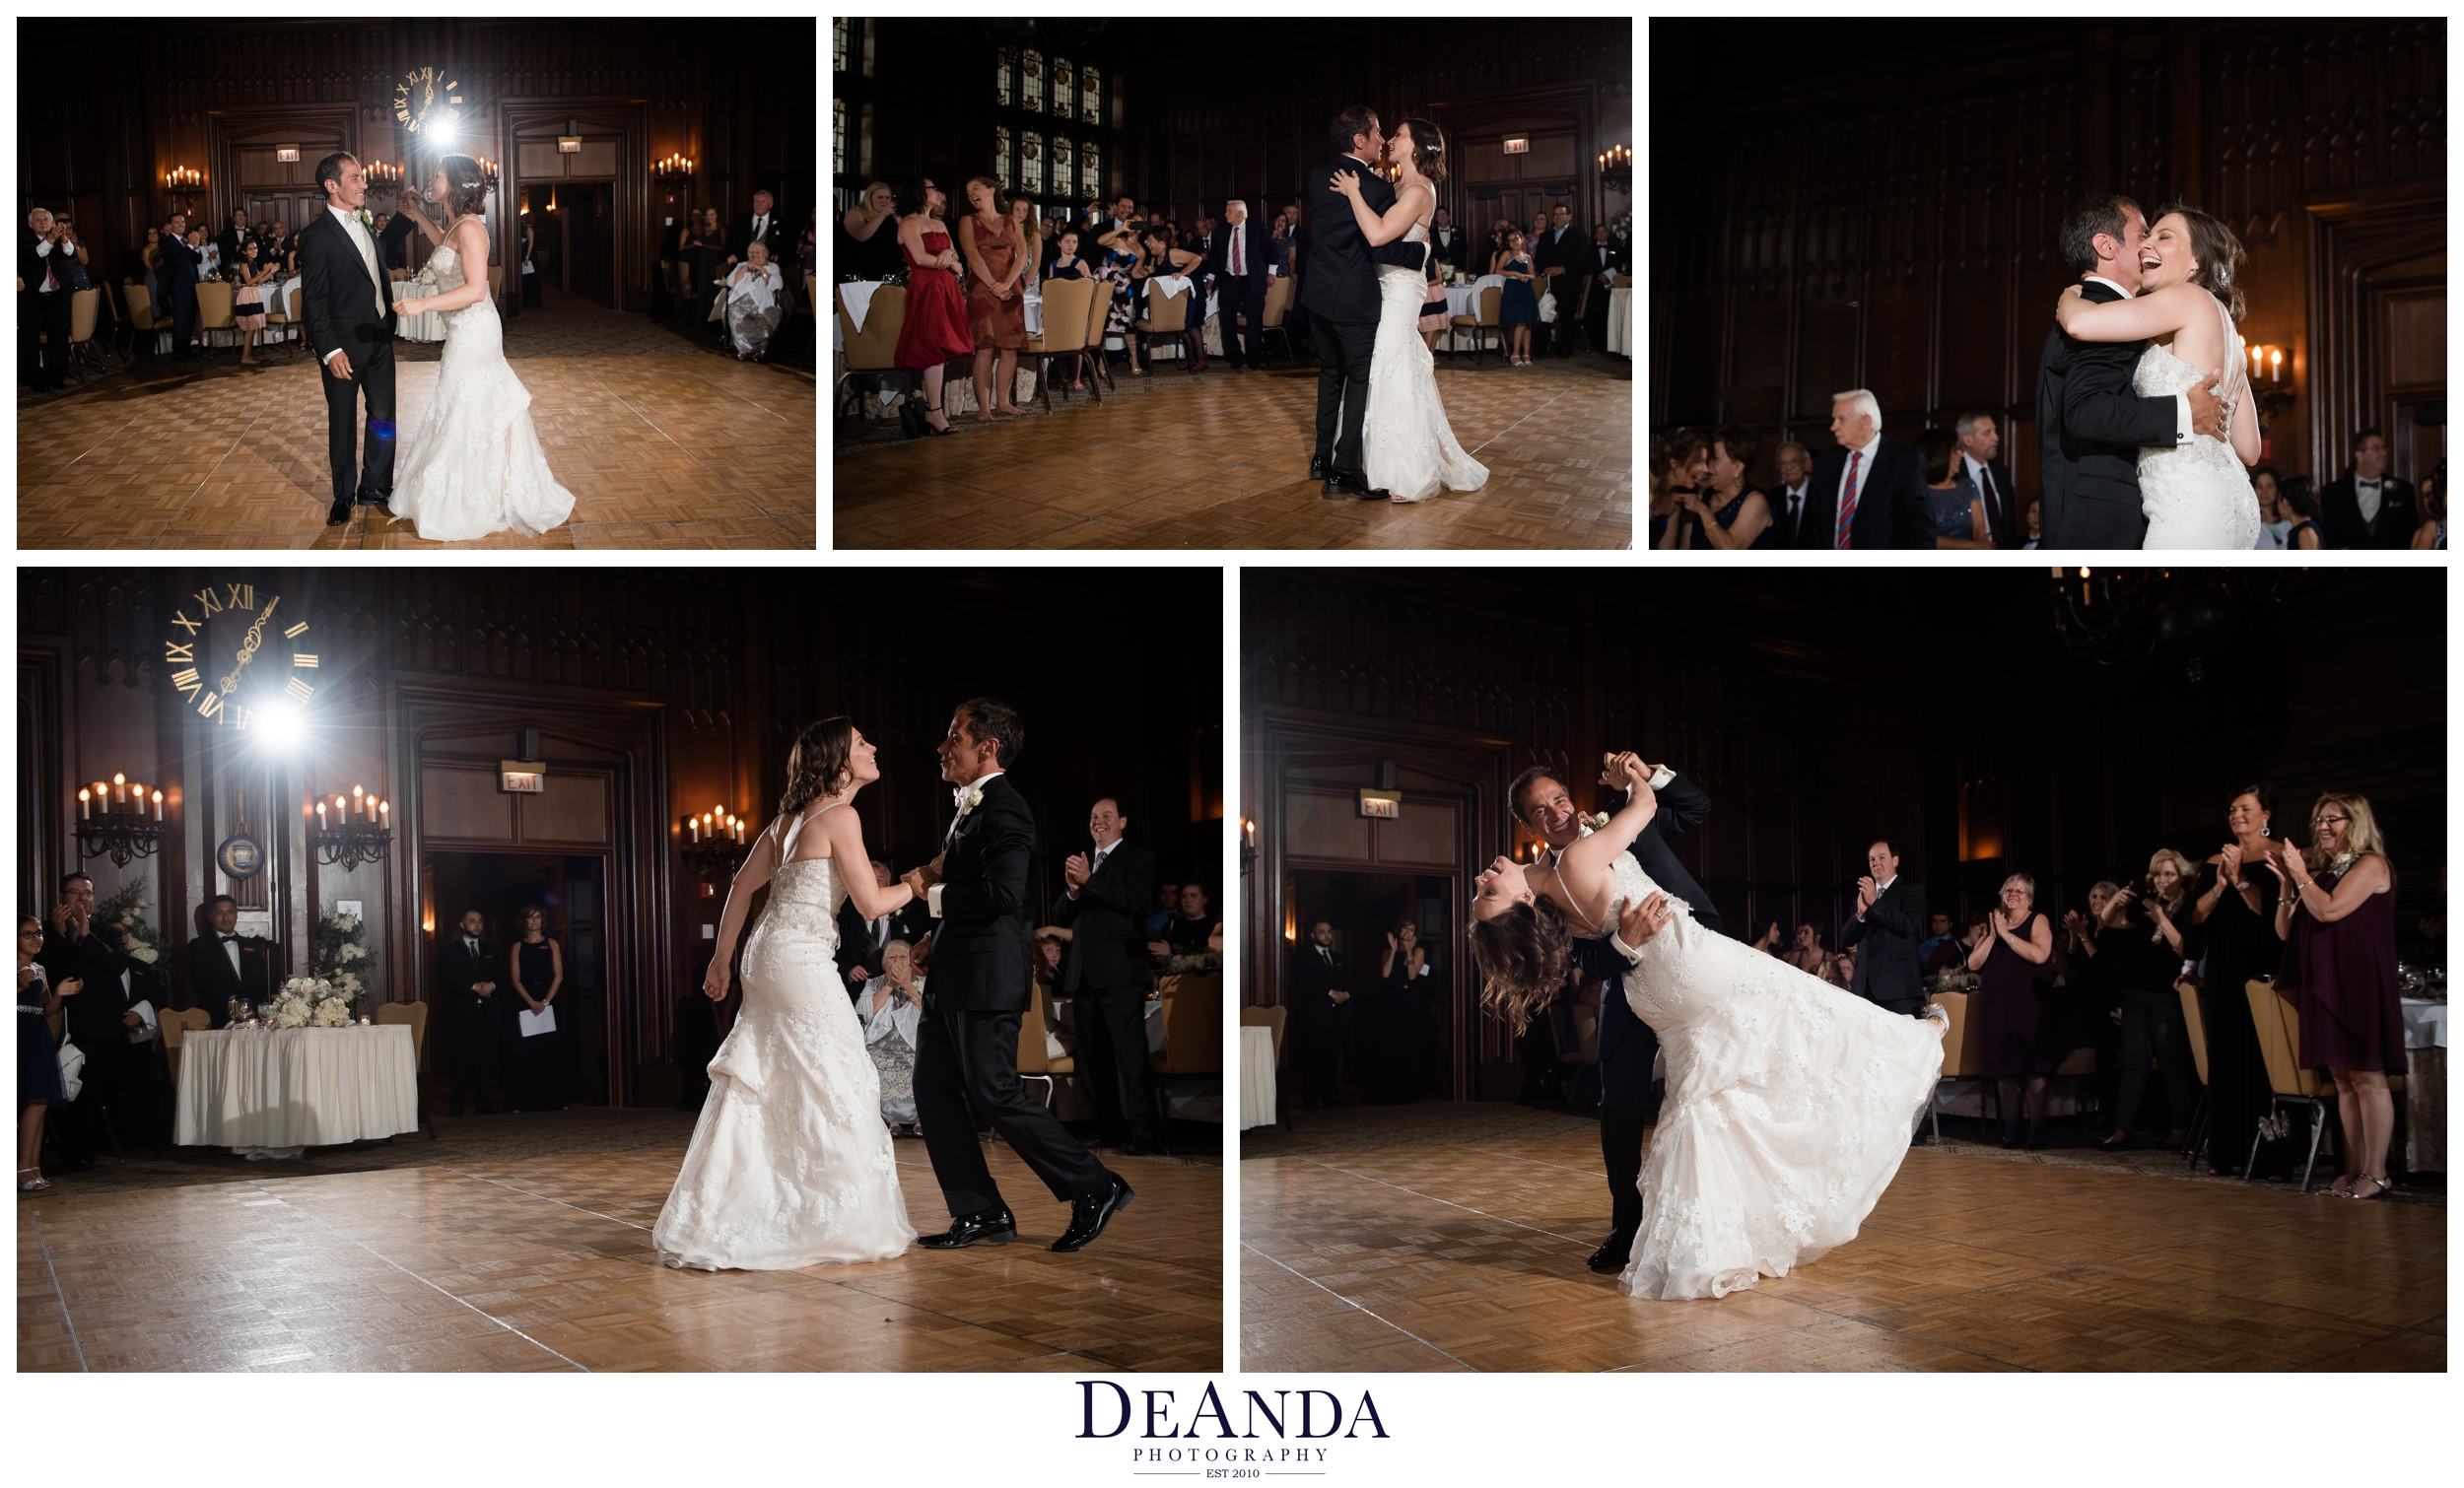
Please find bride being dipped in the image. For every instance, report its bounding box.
[2052,203,2262,550]
[1471,752,1946,1302]
[651,717,918,1270]
[383,155,577,543]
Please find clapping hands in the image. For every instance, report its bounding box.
[1063,851,1093,892]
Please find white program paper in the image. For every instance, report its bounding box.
[518,1005,558,1039]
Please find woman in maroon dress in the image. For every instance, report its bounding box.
[1966,873,2057,1148]
[957,176,1030,422]
[2268,792,2405,1199]
[892,178,974,436]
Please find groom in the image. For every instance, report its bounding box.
[1301,104,1422,502]
[2034,194,2224,549]
[901,698,1133,1253]
[299,151,401,526]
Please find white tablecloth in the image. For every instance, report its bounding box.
[1607,287,1633,356]
[838,279,887,338]
[1239,1026,1277,1130]
[174,1024,420,1158]
[2401,998,2446,1048]
[390,280,445,343]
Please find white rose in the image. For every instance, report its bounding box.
[128,944,160,965]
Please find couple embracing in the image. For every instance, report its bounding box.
[1302,105,1487,504]
[650,701,1135,1271]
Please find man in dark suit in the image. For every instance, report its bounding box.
[902,699,1129,1253]
[181,894,273,1028]
[2320,428,2418,549]
[1048,797,1160,1152]
[1840,841,1927,1017]
[1206,199,1274,372]
[1426,206,1472,277]
[1518,759,1719,1272]
[1754,441,1814,550]
[1534,202,1583,358]
[1954,412,2021,549]
[20,207,81,389]
[1290,920,1351,1110]
[1301,104,1423,500]
[435,910,504,1116]
[299,152,401,525]
[837,858,932,987]
[2034,194,2223,548]
[38,873,153,1165]
[1797,390,1934,549]
[214,209,252,274]
[157,212,201,362]
[728,190,791,273]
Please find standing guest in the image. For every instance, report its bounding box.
[1672,424,1770,549]
[214,209,250,272]
[722,241,786,362]
[1955,412,2019,547]
[855,940,924,1135]
[1800,389,1932,550]
[2021,502,2043,548]
[1427,206,1471,277]
[1915,912,1958,974]
[891,178,973,437]
[19,916,76,1192]
[37,874,149,1168]
[193,227,221,282]
[377,195,421,272]
[518,215,541,307]
[2098,850,2198,1150]
[2189,784,2288,1177]
[1291,920,1351,1110]
[2319,429,2417,550]
[181,895,272,1027]
[1493,230,1540,368]
[2250,466,2289,548]
[139,225,164,313]
[2062,883,2127,1125]
[1208,198,1272,372]
[1582,220,1618,352]
[1842,839,1927,1017]
[1756,442,1815,550]
[507,904,567,1113]
[1366,921,1436,1105]
[2409,461,2445,550]
[1049,797,1161,1154]
[1785,922,1826,976]
[2278,474,2325,549]
[1918,426,1994,549]
[958,176,1032,420]
[840,181,905,282]
[1748,921,1785,959]
[2267,793,2404,1198]
[730,189,790,276]
[840,860,932,986]
[1092,218,1146,374]
[231,238,275,366]
[1967,874,2057,1148]
[687,208,730,324]
[436,910,503,1117]
[800,207,818,283]
[20,208,80,388]
[1129,224,1208,374]
[157,212,200,361]
[1005,193,1043,296]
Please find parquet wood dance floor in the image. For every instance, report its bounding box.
[19,1142,1217,1372]
[833,361,1630,549]
[1242,1123,2445,1372]
[18,354,816,550]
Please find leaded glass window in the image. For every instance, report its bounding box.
[1082,141,1102,201]
[994,123,1012,188]
[833,18,849,73]
[834,98,846,176]
[995,47,1013,108]
[1022,48,1044,113]
[1053,57,1075,124]
[1081,66,1103,126]
[1021,131,1043,196]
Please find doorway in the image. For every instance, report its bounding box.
[425,850,609,1107]
[522,181,616,308]
[1284,867,1458,1103]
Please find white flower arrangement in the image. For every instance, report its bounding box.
[273,974,353,1029]
[127,943,160,965]
[417,266,438,287]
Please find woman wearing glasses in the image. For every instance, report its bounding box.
[2266,793,2405,1199]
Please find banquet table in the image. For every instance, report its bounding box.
[174,1024,421,1159]
[1239,1025,1278,1130]
[1607,287,1633,356]
[389,280,446,343]
[2403,998,2445,1173]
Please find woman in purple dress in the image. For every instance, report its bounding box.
[2268,792,2405,1199]
[1966,873,2057,1148]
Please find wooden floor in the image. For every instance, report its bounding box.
[1242,1131,2446,1372]
[19,1142,1218,1372]
[17,352,815,549]
[833,360,1630,549]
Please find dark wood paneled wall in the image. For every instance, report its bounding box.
[19,570,1219,1107]
[1651,18,2446,502]
[19,19,814,315]
[1243,570,2445,1098]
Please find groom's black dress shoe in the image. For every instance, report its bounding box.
[919,1208,1016,1249]
[1050,1175,1134,1252]
[1308,454,1329,483]
[1323,470,1390,501]
[1587,1230,1636,1275]
[326,499,354,525]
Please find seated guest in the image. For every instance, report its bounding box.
[1916,912,1958,974]
[1822,948,1857,990]
[182,894,271,1028]
[2320,428,2417,550]
[1648,426,1708,549]
[1144,883,1182,941]
[1756,441,1814,549]
[1669,423,1769,549]
[1148,882,1220,970]
[1785,922,1826,976]
[1918,426,1994,549]
[839,859,932,986]
[2409,461,2445,550]
[192,228,219,281]
[2022,501,2043,548]
[722,240,786,362]
[841,182,905,283]
[1427,206,1472,277]
[1129,225,1208,373]
[854,939,924,1135]
[1047,228,1090,282]
[1032,930,1069,1004]
[2251,466,2288,548]
[2279,474,2325,549]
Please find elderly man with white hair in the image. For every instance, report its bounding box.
[20,207,82,389]
[1799,387,1933,549]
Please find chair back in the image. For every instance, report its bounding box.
[1152,973,1222,1075]
[1612,273,1632,290]
[1239,1003,1288,1064]
[1478,285,1501,324]
[2246,979,2322,1097]
[194,280,235,329]
[376,999,429,1067]
[69,288,101,343]
[1033,276,1092,354]
[2177,979,2211,1085]
[287,284,303,321]
[1142,285,1190,333]
[487,266,503,297]
[388,268,409,282]
[160,1006,212,1086]
[1261,275,1293,327]
[1932,988,1987,1078]
[1018,984,1072,1074]
[122,282,161,330]
[1083,279,1117,346]
[836,285,907,372]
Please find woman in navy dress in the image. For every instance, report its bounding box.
[1966,876,2057,1148]
[1917,428,1994,549]
[1673,425,1772,549]
[507,905,569,1113]
[2268,792,2405,1198]
[1493,230,1540,366]
[18,915,74,1192]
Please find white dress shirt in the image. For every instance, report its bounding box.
[223,934,243,978]
[1776,481,1809,534]
[2355,475,2383,525]
[928,770,1008,917]
[2082,274,2193,444]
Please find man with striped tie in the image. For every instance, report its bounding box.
[1798,388,1933,550]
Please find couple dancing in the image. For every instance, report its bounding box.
[1472,753,1946,1301]
[650,702,1136,1271]
[2036,194,2262,549]
[301,150,574,541]
[1302,105,1487,504]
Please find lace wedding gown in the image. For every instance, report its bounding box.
[389,241,578,542]
[1602,852,1943,1300]
[1362,200,1488,504]
[2135,293,2259,550]
[651,855,917,1270]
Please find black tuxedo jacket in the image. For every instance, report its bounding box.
[298,207,399,367]
[1426,224,1472,276]
[1049,841,1156,991]
[434,936,502,1025]
[732,211,790,265]
[836,900,933,981]
[376,211,420,271]
[2320,474,2418,550]
[156,231,200,300]
[1961,457,2020,548]
[1841,876,1928,1012]
[1205,219,1274,300]
[1291,943,1351,1027]
[40,925,134,1051]
[215,226,249,271]
[1534,223,1583,297]
[1299,154,1418,325]
[183,931,273,1027]
[1799,439,1933,550]
[1753,482,1814,551]
[924,775,1036,1013]
[2035,278,2180,549]
[1635,771,1723,936]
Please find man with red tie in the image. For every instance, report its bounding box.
[1798,387,1933,550]
[1207,198,1274,372]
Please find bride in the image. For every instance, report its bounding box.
[651,717,918,1270]
[386,155,578,542]
[2053,203,2262,549]
[1328,120,1488,505]
[1471,753,1946,1301]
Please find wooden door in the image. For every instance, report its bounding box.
[2374,286,2444,483]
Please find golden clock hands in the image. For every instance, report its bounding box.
[217,596,282,695]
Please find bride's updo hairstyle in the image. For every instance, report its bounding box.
[1472,896,1571,1038]
[779,716,856,816]
[1400,119,1447,184]
[2152,201,2246,324]
[440,154,490,218]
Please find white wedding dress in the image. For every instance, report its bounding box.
[388,241,578,542]
[1362,195,1488,504]
[1599,852,1943,1300]
[2134,292,2260,550]
[651,852,917,1270]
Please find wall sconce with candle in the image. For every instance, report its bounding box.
[1597,143,1631,187]
[2242,343,2294,437]
[681,802,750,881]
[76,772,166,866]
[310,784,393,869]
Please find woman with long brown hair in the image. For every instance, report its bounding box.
[958,175,1031,419]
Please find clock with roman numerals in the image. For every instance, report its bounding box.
[163,579,318,729]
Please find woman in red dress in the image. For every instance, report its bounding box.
[892,178,975,436]
[957,176,1030,422]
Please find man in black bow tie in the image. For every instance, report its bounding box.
[182,894,273,1028]
[435,910,504,1116]
[2320,428,2418,550]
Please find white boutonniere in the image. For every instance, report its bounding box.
[1589,812,1611,830]
[962,788,986,814]
[357,208,375,228]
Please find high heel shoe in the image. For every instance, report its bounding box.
[2340,1174,2392,1200]
[923,400,953,436]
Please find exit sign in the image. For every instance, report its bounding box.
[1358,789,1401,820]
[1503,137,1530,155]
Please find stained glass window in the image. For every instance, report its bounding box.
[994,124,1012,188]
[995,47,1013,108]
[1081,66,1102,126]
[834,98,846,176]
[1053,57,1074,124]
[1021,131,1043,196]
[833,18,849,74]
[1052,134,1073,196]
[1082,141,1102,202]
[1023,48,1044,113]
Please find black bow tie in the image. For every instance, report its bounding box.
[219,934,239,943]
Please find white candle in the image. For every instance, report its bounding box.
[78,787,90,821]
[114,773,126,806]
[153,789,164,822]
[378,800,388,828]
[353,784,364,821]
[317,801,327,829]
